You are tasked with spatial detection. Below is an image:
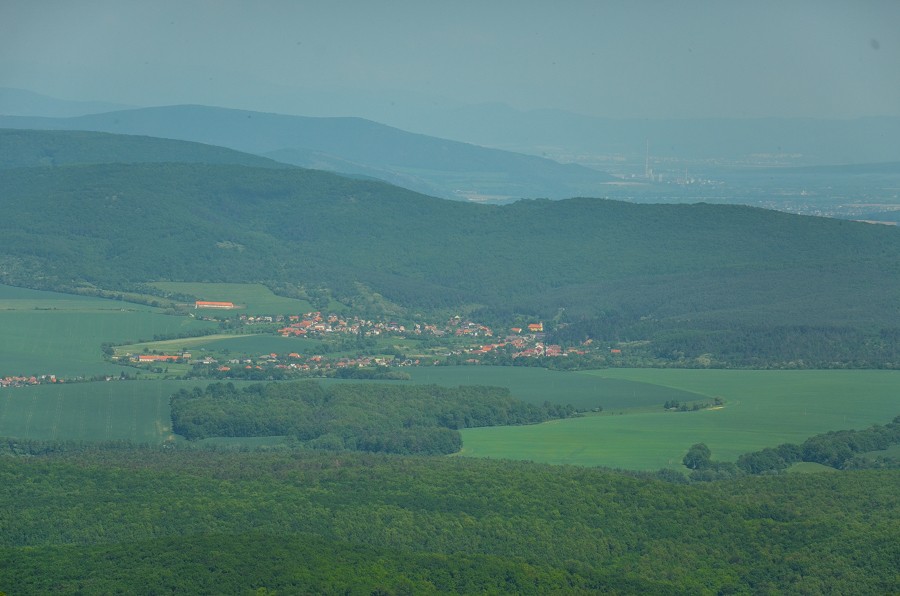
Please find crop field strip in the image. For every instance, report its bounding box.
[0,290,217,377]
[0,380,260,444]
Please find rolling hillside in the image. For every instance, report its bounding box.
[3,129,900,365]
[0,105,615,201]
[2,159,899,322]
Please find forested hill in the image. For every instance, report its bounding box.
[0,128,291,170]
[0,106,615,201]
[3,160,900,334]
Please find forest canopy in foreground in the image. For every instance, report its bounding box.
[0,448,896,594]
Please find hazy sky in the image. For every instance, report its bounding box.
[2,0,899,120]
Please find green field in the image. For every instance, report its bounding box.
[458,368,900,470]
[0,285,216,377]
[152,282,317,313]
[1,367,897,468]
[0,284,145,310]
[0,381,191,443]
[0,380,273,444]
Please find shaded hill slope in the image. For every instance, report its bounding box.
[2,161,899,333]
[0,128,292,170]
[0,106,615,201]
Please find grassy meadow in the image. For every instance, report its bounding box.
[457,368,900,470]
[151,282,316,313]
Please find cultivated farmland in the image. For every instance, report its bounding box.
[0,381,198,443]
[0,285,216,378]
[457,368,900,470]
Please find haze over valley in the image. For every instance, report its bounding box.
[1,2,899,593]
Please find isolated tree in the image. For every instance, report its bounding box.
[683,443,712,470]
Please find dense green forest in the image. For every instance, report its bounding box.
[0,447,896,594]
[0,128,292,170]
[2,143,900,365]
[171,381,576,454]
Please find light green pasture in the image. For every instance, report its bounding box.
[458,368,900,471]
[152,282,315,314]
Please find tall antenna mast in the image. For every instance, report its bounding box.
[645,139,650,180]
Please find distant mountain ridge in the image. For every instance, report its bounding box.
[0,87,132,117]
[0,105,615,202]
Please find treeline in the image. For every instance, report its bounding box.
[171,381,577,455]
[550,318,900,369]
[685,415,900,481]
[650,324,900,369]
[739,415,900,473]
[0,448,897,594]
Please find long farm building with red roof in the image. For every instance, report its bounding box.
[195,301,236,309]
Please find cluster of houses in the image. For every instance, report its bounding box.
[0,374,59,388]
[468,336,586,359]
[131,298,615,376]
[270,312,494,339]
[196,302,527,345]
[234,309,578,366]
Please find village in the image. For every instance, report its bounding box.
[3,304,611,388]
[122,302,609,379]
[0,374,60,389]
